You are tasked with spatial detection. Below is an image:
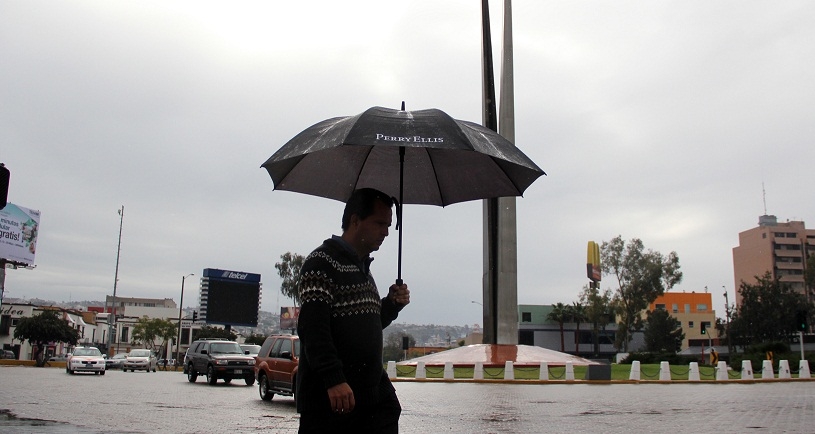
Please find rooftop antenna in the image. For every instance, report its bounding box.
[762,182,767,215]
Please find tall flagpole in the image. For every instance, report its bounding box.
[107,205,124,355]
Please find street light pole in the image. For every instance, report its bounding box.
[176,273,194,367]
[723,285,731,355]
[107,205,124,356]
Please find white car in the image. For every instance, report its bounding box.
[66,347,106,375]
[123,349,158,372]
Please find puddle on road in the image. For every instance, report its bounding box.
[0,409,104,434]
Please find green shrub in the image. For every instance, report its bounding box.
[619,352,697,366]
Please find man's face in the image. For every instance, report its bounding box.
[355,200,392,256]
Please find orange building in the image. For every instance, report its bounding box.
[649,292,717,350]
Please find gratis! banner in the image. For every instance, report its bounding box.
[0,203,40,265]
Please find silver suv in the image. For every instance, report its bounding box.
[185,339,256,385]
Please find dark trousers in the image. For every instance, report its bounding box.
[299,378,401,434]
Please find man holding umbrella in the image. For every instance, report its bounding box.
[296,188,410,433]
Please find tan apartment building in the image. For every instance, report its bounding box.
[732,215,815,306]
[649,292,716,350]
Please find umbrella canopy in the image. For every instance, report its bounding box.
[262,105,545,283]
[262,106,544,207]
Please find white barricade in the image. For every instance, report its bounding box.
[778,360,791,379]
[504,361,514,380]
[387,361,396,379]
[416,361,426,379]
[659,361,671,381]
[761,360,774,380]
[565,362,575,381]
[539,362,549,381]
[629,360,641,381]
[444,362,454,380]
[799,360,811,379]
[474,361,484,380]
[716,361,729,381]
[741,360,754,380]
[688,362,700,381]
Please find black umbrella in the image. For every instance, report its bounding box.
[261,105,545,283]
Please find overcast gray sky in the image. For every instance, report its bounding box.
[2,1,813,327]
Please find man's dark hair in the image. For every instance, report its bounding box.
[342,188,394,231]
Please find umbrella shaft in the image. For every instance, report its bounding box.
[397,146,405,282]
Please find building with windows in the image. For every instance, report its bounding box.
[102,295,178,319]
[517,304,630,358]
[0,303,94,360]
[649,292,716,350]
[732,216,815,305]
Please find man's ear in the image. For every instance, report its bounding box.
[349,213,360,229]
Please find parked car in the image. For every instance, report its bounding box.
[66,347,106,375]
[106,353,127,369]
[49,354,69,362]
[186,339,255,385]
[254,334,300,401]
[240,344,261,358]
[1,350,16,359]
[123,349,158,372]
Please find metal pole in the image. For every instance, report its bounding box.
[107,205,124,356]
[176,273,193,367]
[0,260,5,313]
[800,331,805,360]
[723,286,731,355]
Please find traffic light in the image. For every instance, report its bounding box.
[700,323,707,335]
[797,310,808,332]
[192,311,198,321]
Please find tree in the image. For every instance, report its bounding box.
[546,303,568,352]
[806,254,815,299]
[729,272,812,347]
[131,318,177,356]
[601,236,682,351]
[383,331,416,362]
[569,302,586,355]
[243,333,267,345]
[643,309,684,353]
[13,309,80,367]
[192,325,237,341]
[275,252,305,306]
[579,284,615,357]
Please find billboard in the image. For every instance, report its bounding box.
[200,268,261,327]
[0,203,40,265]
[280,306,300,330]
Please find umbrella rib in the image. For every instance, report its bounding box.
[354,145,375,192]
[491,155,524,196]
[425,148,446,206]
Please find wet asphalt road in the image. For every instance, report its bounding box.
[1,365,815,433]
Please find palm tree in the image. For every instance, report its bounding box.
[570,302,587,356]
[547,303,568,352]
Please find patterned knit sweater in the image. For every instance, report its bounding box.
[296,236,403,415]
